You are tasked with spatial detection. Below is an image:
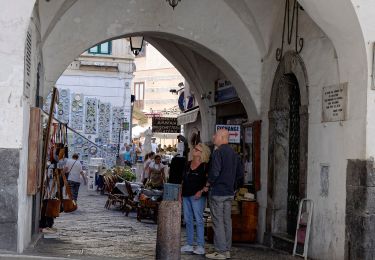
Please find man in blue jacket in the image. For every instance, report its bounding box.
[204,129,244,259]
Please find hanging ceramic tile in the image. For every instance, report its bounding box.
[97,101,111,144]
[70,93,84,131]
[84,97,97,134]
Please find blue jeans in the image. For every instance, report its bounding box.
[209,195,233,252]
[183,195,206,247]
[68,180,80,201]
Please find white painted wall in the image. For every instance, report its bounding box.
[56,72,132,106]
[351,0,375,159]
[0,0,39,253]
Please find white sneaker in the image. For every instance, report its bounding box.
[193,245,205,255]
[181,244,194,253]
[41,227,56,234]
[205,252,226,259]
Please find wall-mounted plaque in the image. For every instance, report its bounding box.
[322,83,347,122]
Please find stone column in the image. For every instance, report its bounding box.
[345,159,375,259]
[156,201,181,260]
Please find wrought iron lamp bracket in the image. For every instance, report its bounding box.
[276,0,304,62]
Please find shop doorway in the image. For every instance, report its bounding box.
[266,53,308,239]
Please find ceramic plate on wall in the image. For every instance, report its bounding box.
[74,94,81,101]
[61,89,67,97]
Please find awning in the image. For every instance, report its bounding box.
[177,107,199,125]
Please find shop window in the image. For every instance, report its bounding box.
[88,41,112,55]
[134,82,145,110]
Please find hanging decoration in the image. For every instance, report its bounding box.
[276,0,304,61]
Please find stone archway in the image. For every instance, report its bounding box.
[266,52,309,237]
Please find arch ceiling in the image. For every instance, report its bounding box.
[40,0,264,118]
[39,0,368,119]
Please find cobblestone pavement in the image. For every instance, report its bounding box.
[24,187,296,260]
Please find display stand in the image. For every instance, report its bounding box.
[88,158,104,191]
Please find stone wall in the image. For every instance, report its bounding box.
[346,159,375,260]
[0,148,20,251]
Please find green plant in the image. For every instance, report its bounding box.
[107,166,136,182]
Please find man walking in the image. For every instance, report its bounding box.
[204,129,243,259]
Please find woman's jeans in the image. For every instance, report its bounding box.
[183,195,206,247]
[68,180,80,201]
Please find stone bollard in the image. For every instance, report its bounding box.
[156,201,181,260]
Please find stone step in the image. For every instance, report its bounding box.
[271,233,295,254]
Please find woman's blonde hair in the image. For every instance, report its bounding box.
[196,143,211,163]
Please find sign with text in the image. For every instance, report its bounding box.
[322,83,348,122]
[152,117,180,133]
[215,124,241,143]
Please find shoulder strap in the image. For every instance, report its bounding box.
[68,160,77,173]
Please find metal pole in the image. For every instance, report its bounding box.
[39,87,58,218]
[117,118,122,157]
[129,103,133,142]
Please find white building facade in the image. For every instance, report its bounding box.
[2,1,375,259]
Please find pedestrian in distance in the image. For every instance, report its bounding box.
[142,151,155,185]
[204,129,244,260]
[63,153,86,202]
[145,155,165,189]
[123,145,133,167]
[180,143,211,255]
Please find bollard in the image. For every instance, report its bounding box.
[156,201,181,260]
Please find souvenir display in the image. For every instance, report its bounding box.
[85,98,97,134]
[98,102,111,144]
[56,89,70,123]
[111,106,124,143]
[70,93,84,131]
[43,90,129,169]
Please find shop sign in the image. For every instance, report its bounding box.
[214,79,238,102]
[177,108,199,125]
[216,124,241,143]
[152,117,180,133]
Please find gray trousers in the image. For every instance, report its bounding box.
[209,195,233,252]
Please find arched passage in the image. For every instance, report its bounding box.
[40,0,264,122]
[1,0,372,257]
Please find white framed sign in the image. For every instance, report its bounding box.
[216,124,241,143]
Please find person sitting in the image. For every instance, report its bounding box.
[145,155,165,190]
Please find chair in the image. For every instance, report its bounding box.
[123,181,138,216]
[137,192,160,223]
[104,175,126,209]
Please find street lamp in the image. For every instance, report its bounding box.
[166,0,181,9]
[130,36,144,56]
